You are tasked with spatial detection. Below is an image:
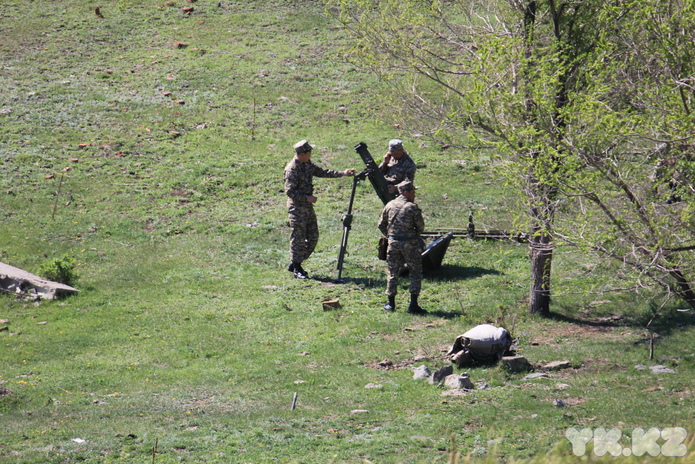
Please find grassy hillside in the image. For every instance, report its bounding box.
[1,1,693,463]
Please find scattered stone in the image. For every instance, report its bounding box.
[554,399,567,408]
[293,380,305,385]
[649,365,676,374]
[413,365,431,380]
[502,355,533,373]
[350,409,369,414]
[556,383,571,390]
[364,383,382,389]
[635,364,647,370]
[542,360,572,371]
[443,374,475,390]
[378,359,393,369]
[522,372,549,381]
[475,380,490,390]
[428,365,453,385]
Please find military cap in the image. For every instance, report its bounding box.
[294,140,314,154]
[396,180,417,193]
[388,139,404,151]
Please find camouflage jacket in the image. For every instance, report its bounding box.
[284,158,343,204]
[378,195,425,239]
[378,152,416,185]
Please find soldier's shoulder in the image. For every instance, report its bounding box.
[403,201,422,213]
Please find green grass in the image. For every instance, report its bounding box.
[1,1,693,463]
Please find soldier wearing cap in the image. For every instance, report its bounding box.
[284,140,355,279]
[377,180,426,314]
[379,139,417,195]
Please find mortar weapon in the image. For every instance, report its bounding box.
[335,169,369,282]
[354,142,396,205]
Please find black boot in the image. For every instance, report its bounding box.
[383,295,396,311]
[407,293,427,314]
[292,262,308,279]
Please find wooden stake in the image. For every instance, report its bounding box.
[51,173,65,220]
[290,392,298,411]
[649,332,655,360]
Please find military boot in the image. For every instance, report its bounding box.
[407,293,427,314]
[383,295,396,311]
[292,262,308,279]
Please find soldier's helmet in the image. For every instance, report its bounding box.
[396,180,417,193]
[388,139,404,151]
[294,140,314,154]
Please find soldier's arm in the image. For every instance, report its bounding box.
[378,208,389,236]
[414,206,425,236]
[311,163,345,179]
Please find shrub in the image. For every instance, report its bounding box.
[37,256,79,286]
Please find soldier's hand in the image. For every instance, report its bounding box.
[383,152,392,162]
[344,168,356,176]
[307,195,318,203]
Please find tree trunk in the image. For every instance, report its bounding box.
[528,228,552,316]
[669,268,695,310]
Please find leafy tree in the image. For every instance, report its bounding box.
[329,0,695,314]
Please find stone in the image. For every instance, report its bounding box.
[413,365,431,380]
[443,374,475,390]
[428,365,453,385]
[522,372,549,381]
[649,365,676,374]
[542,360,572,371]
[0,261,79,300]
[501,355,533,373]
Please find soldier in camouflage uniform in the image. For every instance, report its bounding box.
[284,140,355,279]
[379,139,417,195]
[378,180,427,314]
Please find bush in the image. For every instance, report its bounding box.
[37,256,79,286]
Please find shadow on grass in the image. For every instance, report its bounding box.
[549,304,693,338]
[312,264,502,287]
[425,264,503,281]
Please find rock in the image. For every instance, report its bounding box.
[475,380,490,390]
[428,365,453,385]
[443,374,475,390]
[413,365,431,380]
[649,365,676,374]
[554,399,567,408]
[364,383,382,389]
[522,372,549,381]
[635,364,647,370]
[542,360,572,371]
[502,355,533,373]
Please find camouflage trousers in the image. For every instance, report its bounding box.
[288,204,318,264]
[385,238,422,296]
